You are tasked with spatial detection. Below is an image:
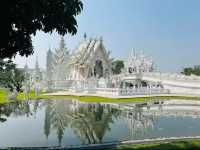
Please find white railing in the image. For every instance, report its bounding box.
[119,88,169,96]
[91,87,169,96]
[47,80,169,96]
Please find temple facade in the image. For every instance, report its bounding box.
[67,37,112,81]
[45,35,113,90]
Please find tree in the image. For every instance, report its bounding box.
[0,0,83,58]
[0,59,25,92]
[12,68,25,92]
[112,60,125,75]
[182,65,200,76]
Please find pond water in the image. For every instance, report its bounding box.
[0,99,200,147]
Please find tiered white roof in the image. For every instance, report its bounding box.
[69,38,111,66]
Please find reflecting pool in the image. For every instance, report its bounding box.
[0,99,200,147]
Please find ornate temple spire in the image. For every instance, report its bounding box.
[24,62,28,71]
[34,56,41,81]
[131,48,136,58]
[53,36,69,81]
[59,36,65,50]
[100,36,103,43]
[48,45,51,52]
[84,33,87,41]
[140,50,144,58]
[55,36,68,64]
[47,46,52,57]
[24,62,29,79]
[35,56,40,74]
[46,46,53,71]
[35,56,39,70]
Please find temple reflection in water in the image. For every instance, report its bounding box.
[1,100,200,147]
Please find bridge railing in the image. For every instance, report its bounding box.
[143,72,200,83]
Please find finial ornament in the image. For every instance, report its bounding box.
[35,55,39,69]
[131,48,136,57]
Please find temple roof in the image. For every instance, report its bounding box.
[68,38,110,66]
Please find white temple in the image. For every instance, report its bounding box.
[23,34,200,97]
[67,36,112,81]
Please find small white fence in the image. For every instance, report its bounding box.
[48,80,169,96]
[144,72,200,84]
[93,87,169,96]
[69,87,169,96]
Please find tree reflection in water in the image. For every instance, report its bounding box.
[69,103,120,144]
[0,100,160,146]
[0,101,32,122]
[43,101,121,145]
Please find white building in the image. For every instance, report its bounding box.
[67,37,112,81]
[23,34,200,97]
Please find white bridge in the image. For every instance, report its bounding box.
[111,72,200,96]
[142,72,200,95]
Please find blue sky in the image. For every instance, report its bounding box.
[14,0,200,72]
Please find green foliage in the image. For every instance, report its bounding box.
[112,60,125,75]
[1,0,83,58]
[182,65,200,76]
[0,59,25,92]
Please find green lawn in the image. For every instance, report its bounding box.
[1,88,200,104]
[17,90,38,100]
[0,88,8,103]
[113,140,200,150]
[39,94,200,103]
[0,89,38,103]
[39,94,149,103]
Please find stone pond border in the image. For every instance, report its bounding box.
[4,136,200,149]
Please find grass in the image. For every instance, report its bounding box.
[1,88,200,104]
[113,140,200,150]
[17,90,38,100]
[0,88,8,103]
[39,94,150,103]
[39,94,200,103]
[0,89,39,104]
